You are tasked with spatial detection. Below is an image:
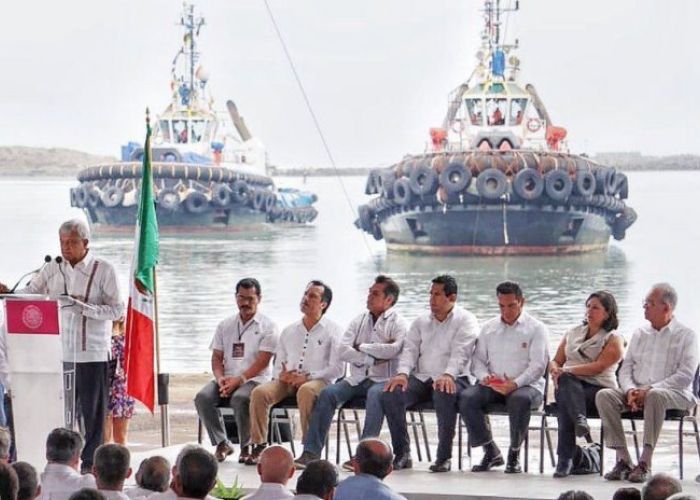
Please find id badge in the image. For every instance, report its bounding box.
[232,342,245,359]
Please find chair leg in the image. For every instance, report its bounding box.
[600,424,605,476]
[539,415,545,474]
[630,420,640,461]
[287,410,296,456]
[336,409,342,464]
[458,420,463,471]
[419,411,431,463]
[524,431,529,473]
[353,409,362,438]
[343,412,353,460]
[679,418,684,480]
[693,418,700,460]
[408,412,422,462]
[197,418,203,445]
[545,425,555,467]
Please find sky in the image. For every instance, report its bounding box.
[2,0,698,169]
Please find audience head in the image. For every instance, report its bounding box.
[46,428,83,468]
[236,278,262,321]
[496,281,525,325]
[0,463,18,500]
[68,489,105,500]
[257,446,294,485]
[302,281,333,317]
[642,473,682,500]
[556,491,594,500]
[93,444,131,490]
[353,438,394,479]
[613,487,642,500]
[295,460,338,500]
[585,290,619,332]
[644,283,677,329]
[367,276,400,316]
[11,462,39,500]
[135,456,170,493]
[0,428,11,463]
[430,275,458,318]
[175,447,217,500]
[666,494,696,500]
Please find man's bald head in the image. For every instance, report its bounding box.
[354,438,393,479]
[257,446,294,485]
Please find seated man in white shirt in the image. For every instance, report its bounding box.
[242,446,295,500]
[93,444,131,500]
[381,275,479,473]
[596,283,698,483]
[459,281,549,474]
[294,275,407,469]
[246,281,344,465]
[172,448,218,500]
[40,428,96,500]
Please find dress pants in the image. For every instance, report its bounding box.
[194,380,259,447]
[554,373,603,460]
[74,361,109,469]
[459,384,542,450]
[381,375,468,462]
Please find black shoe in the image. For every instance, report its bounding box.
[393,453,413,470]
[238,445,252,464]
[574,415,591,438]
[294,451,321,470]
[244,444,267,466]
[553,458,573,478]
[504,449,522,474]
[429,459,451,473]
[472,449,505,472]
[214,441,234,463]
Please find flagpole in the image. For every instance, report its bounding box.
[153,266,170,447]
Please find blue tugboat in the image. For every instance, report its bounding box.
[70,3,317,233]
[356,0,636,254]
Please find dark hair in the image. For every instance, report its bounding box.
[585,290,619,332]
[0,463,18,500]
[612,487,642,500]
[68,489,105,500]
[178,448,218,499]
[496,281,523,299]
[641,473,682,500]
[236,278,261,297]
[46,428,83,464]
[137,456,170,492]
[295,460,338,498]
[94,444,131,488]
[556,491,594,500]
[11,462,38,500]
[374,275,400,306]
[355,439,393,479]
[309,280,333,315]
[431,275,458,297]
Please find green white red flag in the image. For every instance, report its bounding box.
[124,117,160,412]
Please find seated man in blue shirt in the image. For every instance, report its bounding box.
[334,439,406,500]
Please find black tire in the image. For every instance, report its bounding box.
[574,170,596,197]
[513,168,544,201]
[101,186,124,208]
[86,187,101,208]
[379,170,396,199]
[211,183,232,207]
[157,188,180,211]
[357,205,373,231]
[253,189,267,211]
[70,187,79,207]
[544,169,573,202]
[615,173,629,199]
[184,191,209,213]
[476,168,508,199]
[74,186,88,208]
[230,180,249,204]
[371,222,383,241]
[409,161,438,196]
[439,160,472,195]
[265,192,277,212]
[594,167,612,195]
[365,170,380,195]
[393,178,414,206]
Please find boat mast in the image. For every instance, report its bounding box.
[173,2,206,108]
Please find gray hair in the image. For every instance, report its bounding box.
[59,219,90,240]
[642,472,682,500]
[0,428,11,460]
[651,283,678,310]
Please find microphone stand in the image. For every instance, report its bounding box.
[8,255,52,293]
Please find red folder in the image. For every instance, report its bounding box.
[5,300,60,335]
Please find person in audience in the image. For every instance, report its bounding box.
[292,460,338,500]
[549,291,624,477]
[334,439,407,500]
[459,281,549,474]
[0,463,19,500]
[613,487,642,500]
[641,473,682,500]
[146,446,216,500]
[92,444,131,500]
[173,448,217,500]
[242,446,295,499]
[382,275,479,473]
[68,489,105,500]
[0,428,10,463]
[556,492,593,500]
[294,275,407,470]
[247,281,343,466]
[596,283,698,483]
[665,495,696,500]
[124,457,170,499]
[11,462,40,500]
[195,278,279,463]
[40,428,97,500]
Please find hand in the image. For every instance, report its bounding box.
[219,376,242,397]
[278,363,294,384]
[384,374,408,392]
[433,374,457,394]
[627,388,648,411]
[491,379,517,395]
[0,282,9,294]
[289,372,308,387]
[550,365,564,388]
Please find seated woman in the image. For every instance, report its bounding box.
[549,290,624,478]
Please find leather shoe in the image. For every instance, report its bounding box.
[393,453,413,470]
[215,442,234,462]
[553,458,573,478]
[574,415,591,438]
[471,451,504,472]
[504,449,522,474]
[429,459,451,473]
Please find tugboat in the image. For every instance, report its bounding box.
[356,0,636,254]
[70,3,317,233]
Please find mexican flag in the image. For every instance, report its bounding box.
[124,118,160,412]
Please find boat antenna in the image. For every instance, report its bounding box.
[172,3,206,108]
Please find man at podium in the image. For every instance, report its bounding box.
[0,219,124,473]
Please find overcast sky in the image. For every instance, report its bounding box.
[2,0,698,168]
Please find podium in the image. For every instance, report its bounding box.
[0,294,67,469]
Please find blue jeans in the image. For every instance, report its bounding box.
[0,382,6,427]
[304,379,385,456]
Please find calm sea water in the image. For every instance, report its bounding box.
[1,172,698,373]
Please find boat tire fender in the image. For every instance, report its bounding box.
[393,178,414,206]
[157,188,180,211]
[439,161,471,195]
[379,170,397,199]
[211,183,232,207]
[253,189,267,211]
[513,168,544,201]
[265,192,277,212]
[85,186,101,208]
[574,170,596,197]
[101,186,125,208]
[184,191,209,214]
[544,169,573,202]
[476,168,508,199]
[230,180,249,204]
[409,162,438,196]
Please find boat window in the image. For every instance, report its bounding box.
[159,120,172,142]
[486,98,507,126]
[465,99,484,125]
[191,120,205,143]
[509,98,528,126]
[173,120,188,144]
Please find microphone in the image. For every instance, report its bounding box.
[55,256,69,296]
[8,255,52,293]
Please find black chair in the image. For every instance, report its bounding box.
[406,400,434,463]
[334,396,365,463]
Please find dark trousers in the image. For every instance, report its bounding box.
[381,375,468,462]
[74,361,109,469]
[555,373,603,460]
[459,384,542,450]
